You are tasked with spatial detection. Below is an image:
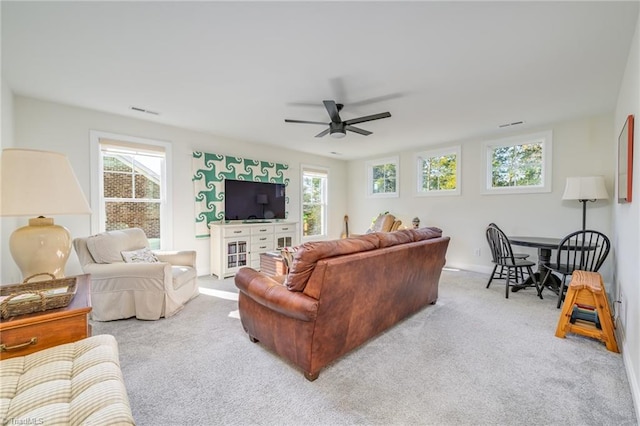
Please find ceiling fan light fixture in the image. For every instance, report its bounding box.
[330,129,346,139]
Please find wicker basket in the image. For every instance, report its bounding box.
[0,273,78,319]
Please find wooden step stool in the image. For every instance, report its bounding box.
[555,270,619,353]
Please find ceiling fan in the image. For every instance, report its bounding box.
[285,100,391,138]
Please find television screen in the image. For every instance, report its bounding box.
[224,179,286,221]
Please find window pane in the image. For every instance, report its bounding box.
[421,154,457,191]
[373,163,396,194]
[491,143,542,187]
[104,172,132,198]
[303,204,322,236]
[105,201,161,247]
[302,169,327,238]
[303,176,322,204]
[104,155,133,172]
[482,131,551,194]
[134,174,161,199]
[367,158,398,197]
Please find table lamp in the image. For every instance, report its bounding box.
[562,176,608,231]
[0,149,91,281]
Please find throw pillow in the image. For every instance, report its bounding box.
[121,247,159,263]
[280,246,299,273]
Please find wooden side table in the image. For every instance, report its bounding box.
[260,252,287,276]
[0,274,92,360]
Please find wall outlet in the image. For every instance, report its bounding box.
[474,248,481,257]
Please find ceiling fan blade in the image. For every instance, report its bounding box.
[285,119,328,125]
[345,125,372,136]
[349,93,404,107]
[323,100,342,123]
[315,128,330,138]
[344,112,391,126]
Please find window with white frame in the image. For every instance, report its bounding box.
[482,131,552,194]
[416,146,461,196]
[366,156,399,198]
[90,131,172,249]
[302,166,328,239]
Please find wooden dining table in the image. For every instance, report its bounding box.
[508,236,563,294]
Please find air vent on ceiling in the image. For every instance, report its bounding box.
[130,106,160,116]
[498,120,525,128]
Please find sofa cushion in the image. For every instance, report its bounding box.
[410,227,443,241]
[376,229,415,248]
[285,234,380,292]
[86,228,149,264]
[0,334,135,425]
[172,265,198,290]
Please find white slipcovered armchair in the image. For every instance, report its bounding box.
[73,228,199,321]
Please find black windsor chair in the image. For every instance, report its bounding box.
[486,224,542,299]
[540,230,610,308]
[485,223,530,286]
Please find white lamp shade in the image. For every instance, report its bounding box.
[562,176,609,201]
[0,148,91,216]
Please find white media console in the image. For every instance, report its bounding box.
[209,221,298,279]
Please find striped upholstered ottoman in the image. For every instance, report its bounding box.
[0,334,134,425]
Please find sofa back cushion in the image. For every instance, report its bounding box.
[86,228,149,264]
[285,234,380,292]
[410,227,443,242]
[376,229,414,248]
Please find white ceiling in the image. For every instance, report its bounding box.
[2,1,638,160]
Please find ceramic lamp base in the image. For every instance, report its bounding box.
[9,217,71,281]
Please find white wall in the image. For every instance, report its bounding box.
[1,96,349,281]
[1,77,16,279]
[348,114,615,276]
[614,7,640,418]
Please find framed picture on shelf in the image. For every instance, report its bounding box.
[618,114,635,203]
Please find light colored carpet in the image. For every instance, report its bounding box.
[92,269,637,426]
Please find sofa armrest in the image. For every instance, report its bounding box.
[235,268,318,322]
[154,250,196,267]
[81,262,171,281]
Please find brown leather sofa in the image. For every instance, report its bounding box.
[234,227,450,380]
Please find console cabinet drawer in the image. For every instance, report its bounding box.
[252,241,272,253]
[252,234,274,245]
[275,224,295,233]
[223,227,251,238]
[251,225,274,235]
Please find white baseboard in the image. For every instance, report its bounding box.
[446,262,493,275]
[616,318,640,422]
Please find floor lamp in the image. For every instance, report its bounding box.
[0,149,91,281]
[562,176,609,231]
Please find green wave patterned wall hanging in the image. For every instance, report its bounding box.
[192,151,290,238]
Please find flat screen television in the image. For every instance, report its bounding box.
[224,179,286,221]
